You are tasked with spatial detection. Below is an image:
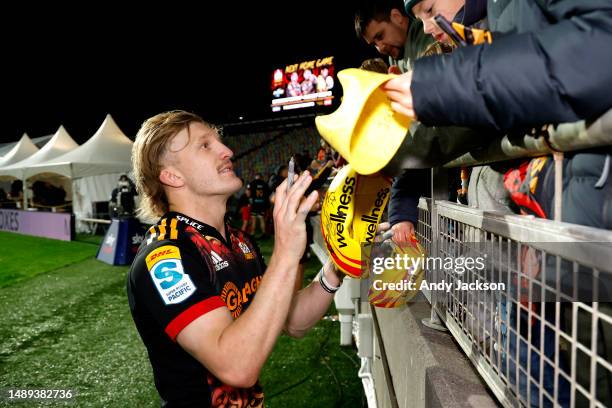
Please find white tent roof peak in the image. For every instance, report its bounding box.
[88,114,131,144]
[36,125,78,156]
[0,126,79,179]
[0,126,80,180]
[24,115,133,179]
[0,133,40,167]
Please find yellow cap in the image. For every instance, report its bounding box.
[315,68,411,175]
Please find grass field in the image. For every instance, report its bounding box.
[0,231,364,407]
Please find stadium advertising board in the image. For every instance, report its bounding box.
[0,209,73,241]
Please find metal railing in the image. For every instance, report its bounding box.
[444,109,612,168]
[417,199,612,407]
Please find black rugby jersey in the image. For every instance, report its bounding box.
[127,211,266,407]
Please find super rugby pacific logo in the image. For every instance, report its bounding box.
[328,176,356,248]
[145,245,196,305]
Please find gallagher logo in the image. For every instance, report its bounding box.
[220,276,262,318]
[221,282,243,318]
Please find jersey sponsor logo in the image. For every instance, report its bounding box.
[210,250,229,271]
[175,214,205,231]
[220,276,262,318]
[146,245,196,305]
[220,281,243,318]
[146,245,181,269]
[238,241,256,260]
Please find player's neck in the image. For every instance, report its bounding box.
[170,196,228,239]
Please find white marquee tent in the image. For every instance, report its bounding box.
[0,135,53,159]
[0,133,40,197]
[25,115,134,232]
[26,115,132,179]
[0,126,79,181]
[0,133,39,168]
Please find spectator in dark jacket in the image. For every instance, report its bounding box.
[399,2,611,406]
[385,0,612,131]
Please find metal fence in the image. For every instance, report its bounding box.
[417,199,612,408]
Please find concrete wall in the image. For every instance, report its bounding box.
[372,297,498,408]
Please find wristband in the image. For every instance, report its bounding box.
[319,268,341,294]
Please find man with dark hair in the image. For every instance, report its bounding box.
[354,0,433,73]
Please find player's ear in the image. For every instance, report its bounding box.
[160,167,185,188]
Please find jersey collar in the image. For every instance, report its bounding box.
[165,211,232,248]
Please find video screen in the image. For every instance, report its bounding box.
[271,56,335,112]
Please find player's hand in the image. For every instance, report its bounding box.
[391,221,415,247]
[382,71,417,119]
[272,172,319,260]
[374,222,391,243]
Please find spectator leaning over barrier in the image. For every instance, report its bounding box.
[402,1,612,405]
[384,0,612,131]
[128,110,344,407]
[355,0,483,246]
[408,0,519,214]
[401,0,612,230]
[405,2,568,407]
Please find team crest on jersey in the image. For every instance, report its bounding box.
[146,245,196,305]
[238,241,256,260]
[210,250,229,271]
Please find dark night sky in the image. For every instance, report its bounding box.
[1,1,379,145]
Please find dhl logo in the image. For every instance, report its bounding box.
[146,245,181,270]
